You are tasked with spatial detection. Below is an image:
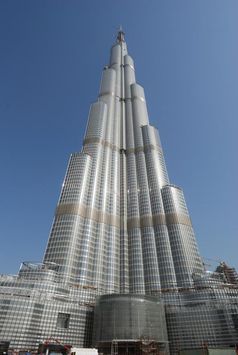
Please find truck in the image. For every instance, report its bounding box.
[70,348,98,355]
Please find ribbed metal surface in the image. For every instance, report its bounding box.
[0,31,238,354]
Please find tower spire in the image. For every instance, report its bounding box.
[117,25,125,43]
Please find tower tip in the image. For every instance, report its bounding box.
[117,25,125,43]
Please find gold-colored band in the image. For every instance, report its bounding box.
[83,137,120,152]
[165,213,192,227]
[56,204,191,230]
[56,203,120,228]
[127,214,166,229]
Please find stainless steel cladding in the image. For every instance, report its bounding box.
[1,30,238,354]
[161,185,204,287]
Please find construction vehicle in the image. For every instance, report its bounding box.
[38,339,97,355]
[38,338,71,355]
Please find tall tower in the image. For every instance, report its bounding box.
[1,30,238,354]
[44,29,204,293]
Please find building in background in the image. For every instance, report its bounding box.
[0,30,238,355]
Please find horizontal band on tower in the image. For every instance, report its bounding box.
[165,213,192,227]
[126,143,162,155]
[83,137,120,152]
[127,213,192,229]
[83,138,162,156]
[109,62,119,67]
[56,204,191,230]
[98,91,115,97]
[55,203,120,228]
[127,214,166,229]
[124,63,135,71]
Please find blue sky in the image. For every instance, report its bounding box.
[0,0,237,274]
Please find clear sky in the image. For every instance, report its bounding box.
[0,0,237,274]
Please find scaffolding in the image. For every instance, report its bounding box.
[215,262,238,285]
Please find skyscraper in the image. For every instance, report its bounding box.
[43,28,204,293]
[0,30,238,354]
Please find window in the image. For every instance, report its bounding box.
[56,313,70,329]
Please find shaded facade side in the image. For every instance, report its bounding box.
[164,283,238,354]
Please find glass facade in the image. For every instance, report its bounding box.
[93,294,169,354]
[164,285,238,353]
[0,263,95,349]
[0,30,237,354]
[93,294,168,343]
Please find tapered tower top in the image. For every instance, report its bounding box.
[117,25,125,43]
